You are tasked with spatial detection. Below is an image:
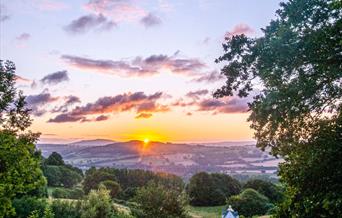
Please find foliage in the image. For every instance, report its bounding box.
[0,60,46,217]
[83,167,184,200]
[215,0,341,216]
[243,179,283,203]
[43,165,82,188]
[227,188,271,218]
[44,152,64,166]
[83,167,117,194]
[133,182,189,218]
[215,0,341,156]
[275,112,342,217]
[52,187,84,199]
[81,185,117,218]
[50,200,82,218]
[12,196,47,218]
[101,180,122,198]
[42,152,83,188]
[187,172,241,206]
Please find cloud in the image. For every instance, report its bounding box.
[191,70,224,83]
[36,0,68,11]
[16,33,31,41]
[61,54,206,77]
[48,114,83,123]
[225,23,255,38]
[84,0,146,23]
[65,95,81,105]
[52,95,81,113]
[95,115,109,121]
[186,89,209,99]
[174,89,250,114]
[64,14,116,34]
[202,37,210,45]
[26,91,59,116]
[140,13,162,27]
[48,91,168,122]
[15,75,32,83]
[40,70,69,85]
[197,98,249,113]
[135,113,152,119]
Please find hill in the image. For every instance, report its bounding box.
[37,140,281,179]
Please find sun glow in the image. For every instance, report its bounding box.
[144,138,150,144]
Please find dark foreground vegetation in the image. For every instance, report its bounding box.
[1,0,341,217]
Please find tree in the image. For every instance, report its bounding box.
[215,0,341,156]
[50,200,82,218]
[187,172,241,206]
[45,152,64,166]
[83,167,116,194]
[243,179,282,203]
[81,186,114,218]
[0,60,46,217]
[101,180,122,198]
[275,113,342,217]
[227,188,271,218]
[133,182,189,218]
[12,196,48,218]
[42,152,83,188]
[215,0,341,216]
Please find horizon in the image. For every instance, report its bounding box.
[1,0,282,142]
[37,137,257,145]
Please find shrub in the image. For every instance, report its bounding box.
[133,182,189,218]
[227,188,271,218]
[52,188,84,199]
[101,180,122,198]
[51,200,82,218]
[187,172,241,206]
[243,179,283,203]
[12,196,47,218]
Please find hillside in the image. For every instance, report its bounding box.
[37,140,281,179]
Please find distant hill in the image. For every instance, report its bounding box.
[194,141,256,147]
[37,140,281,179]
[68,139,116,147]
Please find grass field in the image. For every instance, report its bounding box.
[188,205,226,218]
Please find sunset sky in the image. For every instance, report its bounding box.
[0,0,282,143]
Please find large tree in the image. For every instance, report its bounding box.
[0,60,46,217]
[215,0,341,216]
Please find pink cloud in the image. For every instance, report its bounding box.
[61,54,206,77]
[84,0,147,23]
[225,23,255,38]
[36,0,68,11]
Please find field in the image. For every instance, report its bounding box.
[189,206,226,218]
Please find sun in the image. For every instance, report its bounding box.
[144,138,150,144]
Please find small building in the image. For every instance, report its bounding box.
[222,205,239,218]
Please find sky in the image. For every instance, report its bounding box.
[0,0,283,143]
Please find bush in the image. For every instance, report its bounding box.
[187,172,241,206]
[52,188,84,199]
[243,179,283,203]
[133,182,189,218]
[51,200,82,218]
[12,196,47,218]
[227,188,271,218]
[101,180,122,198]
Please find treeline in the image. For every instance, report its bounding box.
[10,151,283,218]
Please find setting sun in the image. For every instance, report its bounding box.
[144,138,150,144]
